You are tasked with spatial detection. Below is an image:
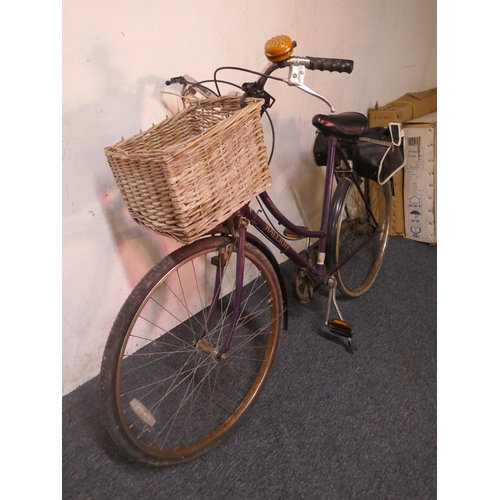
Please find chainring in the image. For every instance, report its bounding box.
[292,249,318,304]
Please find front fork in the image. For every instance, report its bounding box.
[221,224,246,354]
[197,220,247,358]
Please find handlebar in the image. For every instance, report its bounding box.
[256,54,353,88]
[263,35,353,73]
[255,37,355,112]
[166,37,354,113]
[305,57,353,74]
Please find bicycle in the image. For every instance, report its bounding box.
[100,35,404,466]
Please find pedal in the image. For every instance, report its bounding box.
[328,319,353,338]
[325,278,357,352]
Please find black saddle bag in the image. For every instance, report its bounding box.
[352,123,406,184]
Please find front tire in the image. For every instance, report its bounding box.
[100,236,283,466]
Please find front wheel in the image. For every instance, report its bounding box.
[327,176,392,297]
[100,236,283,466]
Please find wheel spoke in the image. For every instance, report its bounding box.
[101,237,282,465]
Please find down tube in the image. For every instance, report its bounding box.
[241,205,323,283]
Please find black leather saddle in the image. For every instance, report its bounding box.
[312,112,368,139]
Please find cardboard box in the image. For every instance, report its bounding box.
[368,88,437,128]
[367,88,437,236]
[403,112,437,244]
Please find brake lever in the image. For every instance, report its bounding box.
[296,84,335,113]
[285,62,335,113]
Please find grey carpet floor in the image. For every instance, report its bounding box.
[62,236,437,499]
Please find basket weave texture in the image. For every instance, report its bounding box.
[105,96,271,244]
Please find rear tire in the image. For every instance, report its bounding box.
[327,176,391,297]
[100,236,283,465]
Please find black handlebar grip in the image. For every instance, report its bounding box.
[306,57,354,74]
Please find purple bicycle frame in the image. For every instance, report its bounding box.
[217,137,380,352]
[242,137,379,282]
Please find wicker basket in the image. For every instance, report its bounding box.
[105,96,271,244]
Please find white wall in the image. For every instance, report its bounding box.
[62,0,436,395]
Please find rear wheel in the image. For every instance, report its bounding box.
[100,236,283,465]
[327,176,391,297]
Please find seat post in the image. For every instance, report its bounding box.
[316,137,338,265]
